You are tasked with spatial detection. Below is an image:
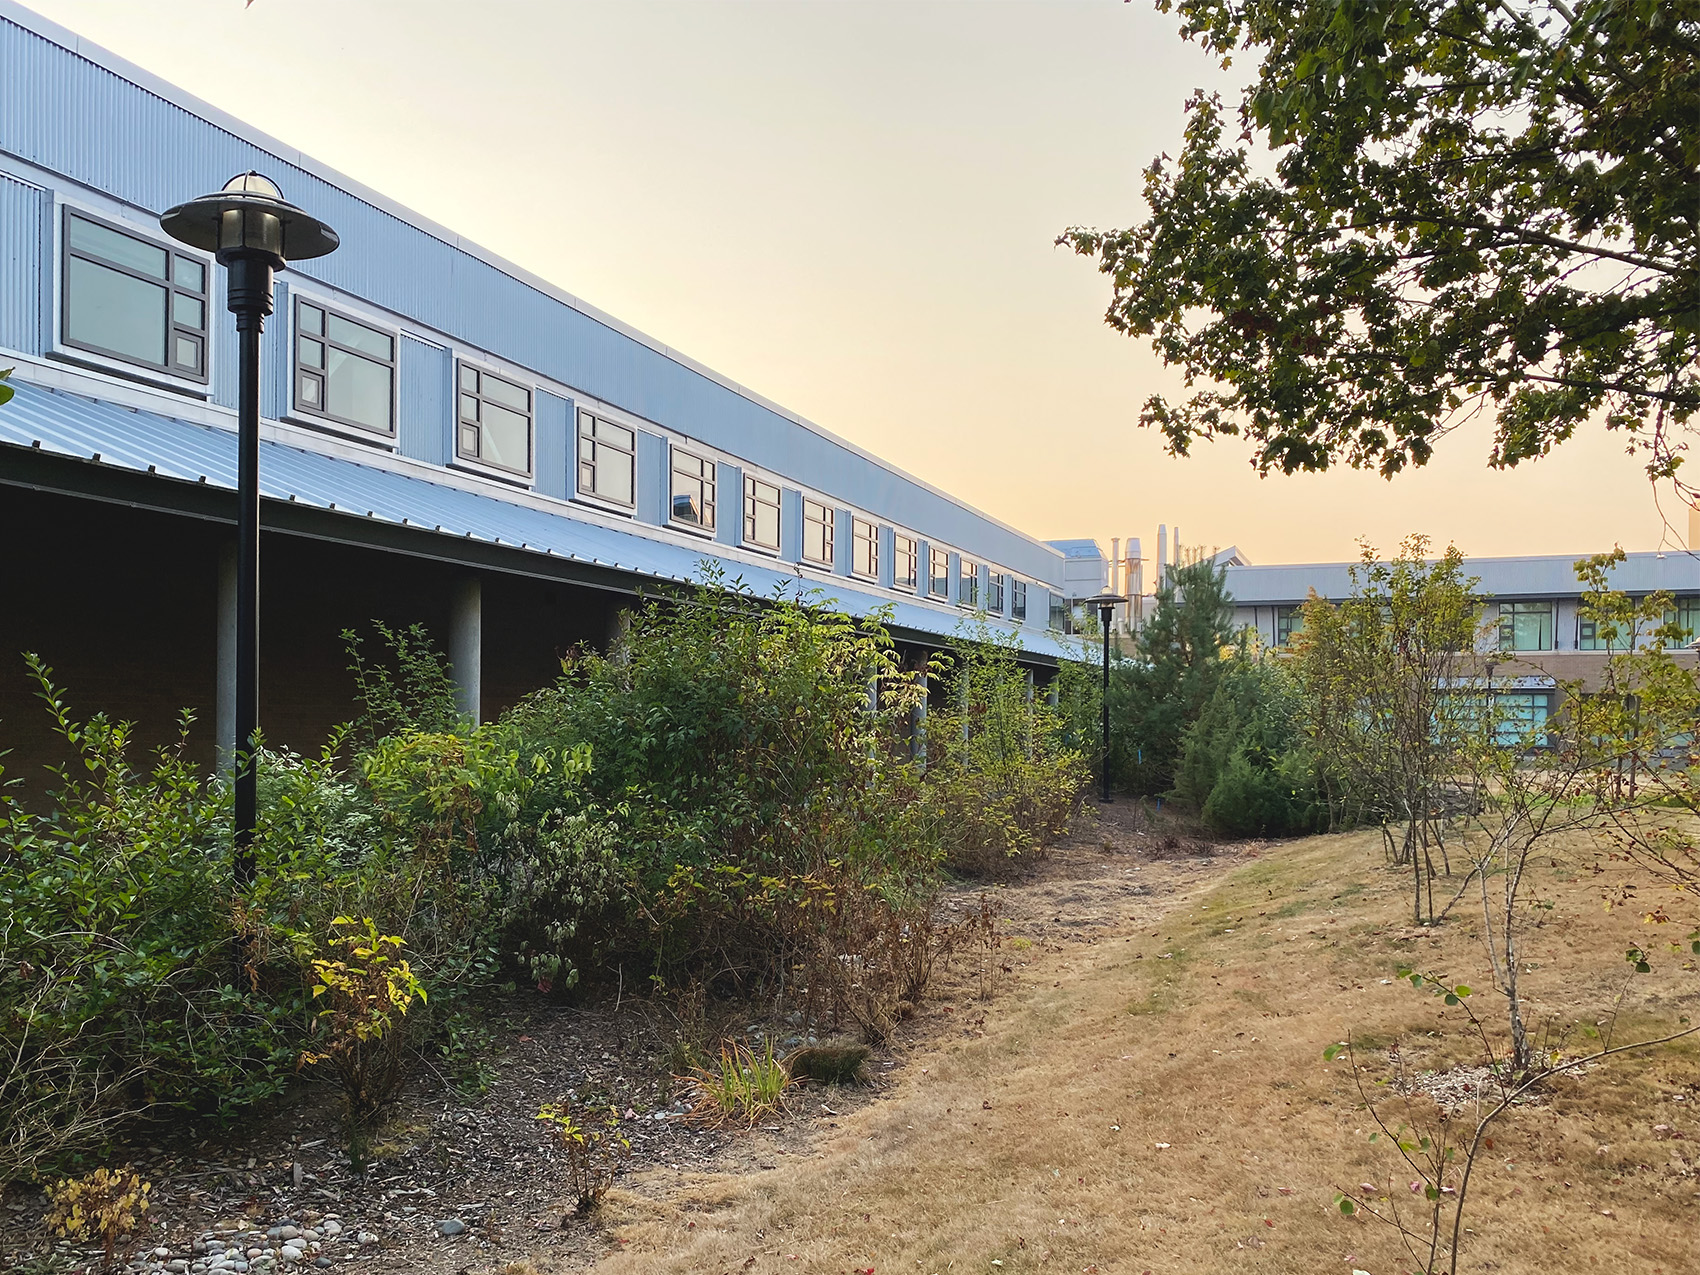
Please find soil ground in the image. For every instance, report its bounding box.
[5,801,1696,1275]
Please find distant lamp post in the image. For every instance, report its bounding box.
[160,174,338,887]
[1081,591,1126,804]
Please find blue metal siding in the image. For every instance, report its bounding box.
[834,508,853,576]
[262,281,289,421]
[780,488,802,563]
[398,336,450,466]
[714,461,740,546]
[533,389,570,500]
[947,553,962,606]
[878,525,895,589]
[0,12,1061,585]
[0,170,42,354]
[635,430,664,525]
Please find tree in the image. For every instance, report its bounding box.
[1109,555,1234,795]
[1060,2,1699,485]
[1291,537,1485,922]
[0,368,13,407]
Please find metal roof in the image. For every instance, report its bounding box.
[0,381,1075,660]
[1045,539,1103,559]
[1225,552,1700,605]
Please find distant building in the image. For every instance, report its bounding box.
[0,2,1071,784]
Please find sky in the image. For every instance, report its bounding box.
[22,0,1688,570]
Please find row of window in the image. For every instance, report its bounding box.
[1270,600,1700,651]
[55,205,1044,617]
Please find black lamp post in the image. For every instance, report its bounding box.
[160,174,338,886]
[1080,590,1126,803]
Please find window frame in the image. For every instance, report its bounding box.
[669,444,717,534]
[851,517,879,580]
[892,534,918,591]
[1498,600,1556,652]
[987,571,1006,614]
[454,360,533,478]
[929,546,951,599]
[292,295,398,439]
[802,498,835,568]
[59,205,211,386]
[959,558,980,608]
[575,409,638,511]
[1275,604,1305,647]
[1012,579,1028,622]
[742,474,782,553]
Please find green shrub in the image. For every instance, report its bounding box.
[1174,655,1319,836]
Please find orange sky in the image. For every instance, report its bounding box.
[23,0,1688,567]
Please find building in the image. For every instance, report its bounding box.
[0,2,1072,786]
[1225,551,1700,731]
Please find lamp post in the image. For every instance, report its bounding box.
[1080,591,1126,804]
[160,174,338,886]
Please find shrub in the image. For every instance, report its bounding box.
[685,1040,791,1125]
[535,1101,629,1211]
[43,1166,150,1270]
[300,917,427,1119]
[1174,655,1319,837]
[783,1041,872,1085]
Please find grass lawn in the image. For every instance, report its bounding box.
[583,820,1698,1274]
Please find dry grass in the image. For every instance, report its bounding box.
[582,825,1698,1274]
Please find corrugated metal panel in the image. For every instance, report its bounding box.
[0,14,1063,585]
[714,461,740,546]
[1225,554,1700,605]
[533,389,569,500]
[0,170,43,354]
[634,430,664,525]
[398,335,449,466]
[0,380,1071,657]
[834,508,853,575]
[780,488,802,562]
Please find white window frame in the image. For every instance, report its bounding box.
[1011,579,1028,622]
[290,293,399,442]
[928,545,952,600]
[576,409,638,512]
[851,517,879,580]
[741,473,782,554]
[669,444,717,535]
[454,359,533,479]
[802,498,835,569]
[959,558,980,608]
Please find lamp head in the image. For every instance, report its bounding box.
[1080,591,1127,612]
[160,172,339,268]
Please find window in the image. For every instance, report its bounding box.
[1049,593,1067,631]
[295,299,394,435]
[670,447,716,531]
[1577,618,1620,651]
[1012,579,1027,621]
[986,572,1006,614]
[959,559,979,608]
[1495,691,1553,747]
[577,411,636,507]
[1499,601,1555,651]
[456,363,531,476]
[929,547,951,598]
[893,535,918,590]
[1665,597,1700,643]
[743,475,780,550]
[62,210,208,382]
[1276,604,1305,647]
[852,518,878,579]
[803,499,835,566]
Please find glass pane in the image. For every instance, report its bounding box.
[173,292,205,330]
[175,334,200,371]
[460,393,480,423]
[460,365,479,392]
[174,256,206,294]
[299,375,320,405]
[324,347,393,431]
[481,403,530,472]
[460,424,480,457]
[326,311,393,360]
[601,452,634,504]
[68,215,167,278]
[484,375,529,412]
[299,304,323,336]
[672,492,702,524]
[597,420,634,451]
[300,338,325,370]
[66,257,167,365]
[805,522,827,562]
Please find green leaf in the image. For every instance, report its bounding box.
[1324,1042,1347,1061]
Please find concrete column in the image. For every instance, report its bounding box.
[913,660,929,766]
[215,538,237,767]
[606,603,632,664]
[449,576,482,724]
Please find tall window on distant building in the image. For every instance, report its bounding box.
[295,299,395,435]
[1049,593,1067,631]
[456,363,531,476]
[670,447,716,531]
[959,559,980,607]
[852,518,878,578]
[63,209,208,382]
[893,535,918,590]
[803,499,835,566]
[1666,597,1700,644]
[929,547,950,598]
[1275,604,1305,647]
[1012,580,1027,621]
[577,411,636,507]
[1499,601,1555,651]
[987,572,1006,613]
[743,476,780,550]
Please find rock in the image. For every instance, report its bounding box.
[278,1226,301,1241]
[435,1219,466,1236]
[279,1245,303,1263]
[320,1221,341,1237]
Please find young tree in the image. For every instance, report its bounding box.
[1060,2,1699,486]
[1292,537,1485,922]
[1109,555,1234,796]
